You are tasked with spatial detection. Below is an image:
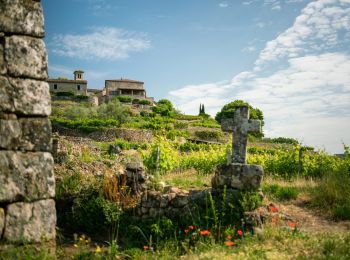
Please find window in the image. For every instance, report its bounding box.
[77,85,81,91]
[109,91,118,96]
[54,84,58,90]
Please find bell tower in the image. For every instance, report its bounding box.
[74,70,84,80]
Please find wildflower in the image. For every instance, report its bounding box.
[184,229,189,234]
[237,229,243,236]
[200,230,210,236]
[73,244,78,248]
[269,204,278,213]
[225,241,235,247]
[227,235,233,240]
[189,225,194,230]
[95,245,102,253]
[143,245,150,250]
[288,221,297,228]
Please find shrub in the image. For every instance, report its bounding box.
[117,96,132,103]
[56,91,75,97]
[75,95,89,100]
[132,98,140,104]
[139,99,152,105]
[194,130,223,140]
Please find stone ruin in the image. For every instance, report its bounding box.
[0,0,56,244]
[133,105,264,220]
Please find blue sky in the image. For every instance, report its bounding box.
[43,0,350,153]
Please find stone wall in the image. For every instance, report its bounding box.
[0,0,56,243]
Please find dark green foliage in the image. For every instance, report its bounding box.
[199,103,206,115]
[132,98,140,104]
[75,95,89,100]
[117,96,132,103]
[262,184,299,201]
[55,91,75,97]
[139,99,152,105]
[215,100,264,137]
[263,137,299,145]
[152,99,175,117]
[194,130,223,140]
[71,195,122,233]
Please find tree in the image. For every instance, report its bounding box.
[152,99,175,117]
[199,103,206,115]
[97,97,130,125]
[215,100,264,137]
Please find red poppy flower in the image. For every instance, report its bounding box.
[269,204,278,213]
[237,229,243,236]
[189,225,194,230]
[225,241,235,246]
[200,230,210,236]
[227,235,233,240]
[143,245,149,250]
[288,221,296,228]
[184,229,189,234]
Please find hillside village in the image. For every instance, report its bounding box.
[48,70,155,106]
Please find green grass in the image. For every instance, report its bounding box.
[263,183,299,201]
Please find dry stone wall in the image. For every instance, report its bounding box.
[0,0,56,243]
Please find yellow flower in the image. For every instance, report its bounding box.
[95,245,102,253]
[73,244,78,248]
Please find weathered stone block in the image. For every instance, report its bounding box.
[0,0,45,37]
[0,208,4,238]
[212,163,263,190]
[5,36,48,79]
[0,76,51,115]
[0,151,55,203]
[4,199,56,243]
[0,118,51,151]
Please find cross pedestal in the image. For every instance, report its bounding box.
[212,106,263,191]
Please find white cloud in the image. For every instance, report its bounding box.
[242,46,257,52]
[168,0,350,153]
[50,27,150,60]
[255,0,350,70]
[219,1,229,8]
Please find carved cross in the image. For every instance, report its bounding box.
[221,106,261,164]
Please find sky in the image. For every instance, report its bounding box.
[43,0,350,154]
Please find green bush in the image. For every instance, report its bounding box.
[132,98,140,104]
[52,118,121,133]
[117,96,132,103]
[75,95,89,100]
[71,195,122,233]
[56,91,75,97]
[263,137,299,145]
[194,130,223,140]
[139,99,152,105]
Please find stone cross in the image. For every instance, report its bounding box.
[221,106,261,164]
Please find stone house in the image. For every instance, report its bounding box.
[47,70,87,95]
